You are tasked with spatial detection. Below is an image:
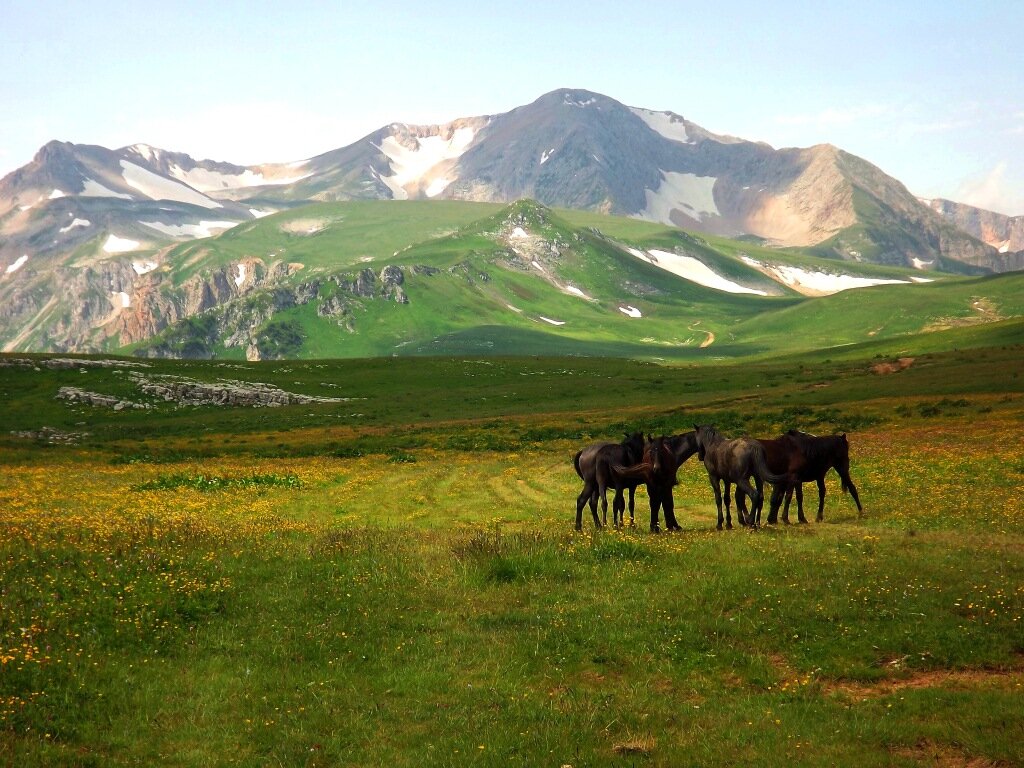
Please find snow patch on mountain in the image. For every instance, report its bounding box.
[249,208,275,219]
[424,177,451,198]
[539,316,565,325]
[132,260,158,275]
[630,108,692,144]
[540,148,554,165]
[120,160,222,209]
[619,305,642,318]
[374,126,477,199]
[234,263,247,287]
[564,95,596,108]
[5,255,28,274]
[639,172,720,224]
[49,189,66,199]
[629,248,767,295]
[911,257,934,270]
[740,256,912,295]
[168,164,313,193]
[103,234,141,253]
[59,218,91,233]
[130,144,160,163]
[112,291,131,309]
[80,178,133,199]
[564,285,592,300]
[140,220,239,239]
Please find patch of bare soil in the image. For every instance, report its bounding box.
[923,297,1003,332]
[890,738,1010,767]
[871,356,915,375]
[824,668,1024,700]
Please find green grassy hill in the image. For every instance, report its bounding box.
[127,200,1018,362]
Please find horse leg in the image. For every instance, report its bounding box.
[576,480,596,530]
[781,486,793,524]
[767,483,781,524]
[711,477,725,530]
[768,484,786,525]
[735,489,749,528]
[796,483,808,524]
[648,485,663,533]
[663,486,680,531]
[613,486,626,528]
[736,477,761,529]
[815,477,826,522]
[627,486,637,527]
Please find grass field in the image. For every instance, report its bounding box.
[2,337,1023,765]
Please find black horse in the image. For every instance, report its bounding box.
[693,425,791,530]
[768,430,863,523]
[614,431,699,532]
[573,432,645,530]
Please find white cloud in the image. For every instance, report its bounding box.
[955,162,1024,216]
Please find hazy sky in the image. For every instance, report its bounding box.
[2,0,1022,214]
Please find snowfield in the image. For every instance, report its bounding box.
[80,178,133,199]
[619,305,642,318]
[373,126,477,200]
[168,164,313,193]
[639,171,720,224]
[103,234,141,253]
[5,255,28,274]
[140,220,239,239]
[59,218,91,233]
[628,248,768,295]
[630,107,692,144]
[249,208,276,219]
[740,256,918,295]
[120,160,222,209]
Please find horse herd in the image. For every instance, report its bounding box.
[572,426,863,532]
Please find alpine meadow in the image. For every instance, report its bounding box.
[2,56,1024,768]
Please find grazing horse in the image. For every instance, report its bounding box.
[694,425,790,530]
[614,432,698,532]
[573,432,645,530]
[769,430,863,523]
[728,433,808,524]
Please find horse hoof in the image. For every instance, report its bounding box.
[726,522,733,530]
[716,523,723,531]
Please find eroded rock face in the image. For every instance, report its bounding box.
[56,386,149,410]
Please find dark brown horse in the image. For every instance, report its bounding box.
[769,430,863,523]
[613,432,699,532]
[573,432,645,530]
[694,425,791,530]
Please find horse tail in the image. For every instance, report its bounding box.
[610,461,652,482]
[752,444,789,485]
[573,450,583,479]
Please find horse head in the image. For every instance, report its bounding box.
[694,424,716,461]
[622,431,645,464]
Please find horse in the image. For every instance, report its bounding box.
[726,432,808,524]
[573,432,645,530]
[613,432,699,532]
[693,425,791,530]
[769,430,863,523]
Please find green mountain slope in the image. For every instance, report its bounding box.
[119,199,1022,362]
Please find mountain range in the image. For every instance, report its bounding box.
[1,88,1021,356]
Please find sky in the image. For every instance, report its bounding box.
[2,0,1022,215]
